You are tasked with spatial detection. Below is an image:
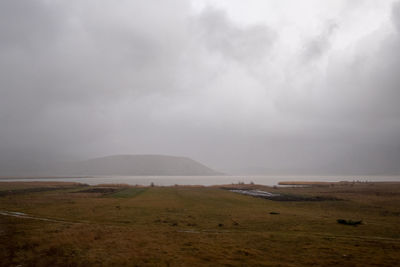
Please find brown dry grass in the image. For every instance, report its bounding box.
[0,182,399,266]
[0,181,85,190]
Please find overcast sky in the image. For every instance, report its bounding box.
[1,0,400,174]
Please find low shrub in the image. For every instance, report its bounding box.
[337,219,362,226]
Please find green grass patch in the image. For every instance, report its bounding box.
[109,188,147,198]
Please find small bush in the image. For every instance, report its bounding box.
[337,219,362,226]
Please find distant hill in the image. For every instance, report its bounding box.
[54,155,222,176]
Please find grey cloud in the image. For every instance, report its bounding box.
[195,7,276,65]
[0,0,64,49]
[322,18,400,121]
[0,0,192,163]
[302,21,338,62]
[0,1,399,176]
[392,1,400,32]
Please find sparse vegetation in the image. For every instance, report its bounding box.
[0,181,399,266]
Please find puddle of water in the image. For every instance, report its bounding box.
[0,211,27,217]
[0,210,71,223]
[229,189,280,197]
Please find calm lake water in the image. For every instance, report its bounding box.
[1,175,400,186]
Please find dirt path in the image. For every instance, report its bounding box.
[0,210,79,224]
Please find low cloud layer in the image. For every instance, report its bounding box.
[0,0,399,175]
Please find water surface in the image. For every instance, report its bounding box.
[1,175,399,186]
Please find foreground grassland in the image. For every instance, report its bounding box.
[0,181,399,266]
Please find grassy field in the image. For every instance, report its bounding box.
[0,181,399,266]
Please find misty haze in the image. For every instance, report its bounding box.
[1,1,400,266]
[0,0,399,177]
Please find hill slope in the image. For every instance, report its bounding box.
[58,155,221,176]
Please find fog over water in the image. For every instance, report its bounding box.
[1,1,400,176]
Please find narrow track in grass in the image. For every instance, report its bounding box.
[3,209,399,245]
[0,210,81,224]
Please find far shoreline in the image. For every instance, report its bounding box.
[0,175,400,187]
